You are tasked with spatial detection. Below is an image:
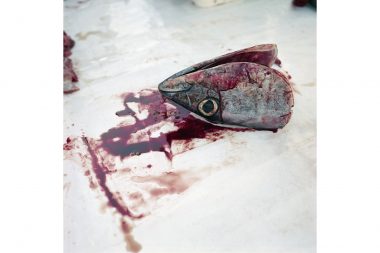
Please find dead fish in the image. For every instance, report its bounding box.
[158,44,294,130]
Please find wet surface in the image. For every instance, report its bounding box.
[64,89,254,251]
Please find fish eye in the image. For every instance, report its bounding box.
[198,98,219,117]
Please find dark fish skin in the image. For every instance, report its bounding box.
[158,44,294,130]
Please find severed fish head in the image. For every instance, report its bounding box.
[158,44,294,130]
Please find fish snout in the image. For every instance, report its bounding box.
[158,79,192,98]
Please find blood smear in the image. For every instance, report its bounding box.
[64,89,252,252]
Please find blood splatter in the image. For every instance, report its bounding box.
[274,57,282,67]
[65,89,253,252]
[120,219,142,253]
[63,137,74,151]
[78,89,249,216]
[106,89,247,160]
[83,136,144,219]
[64,31,75,57]
[64,31,80,94]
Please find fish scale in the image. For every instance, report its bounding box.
[158,44,294,130]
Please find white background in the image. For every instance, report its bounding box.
[0,0,380,253]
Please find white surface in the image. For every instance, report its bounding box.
[192,0,237,8]
[64,0,316,252]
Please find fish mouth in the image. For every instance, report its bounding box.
[158,80,192,96]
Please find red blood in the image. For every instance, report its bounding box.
[293,0,308,7]
[63,137,74,150]
[64,31,75,55]
[71,89,254,251]
[64,31,79,94]
[120,219,142,253]
[274,58,282,66]
[82,137,144,219]
[150,188,168,197]
[103,90,249,161]
[64,58,78,83]
[64,87,80,94]
[78,90,251,218]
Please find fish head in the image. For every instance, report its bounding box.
[159,62,294,130]
[158,75,223,123]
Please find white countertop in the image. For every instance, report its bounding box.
[64,0,316,252]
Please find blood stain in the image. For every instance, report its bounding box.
[274,58,282,67]
[67,89,253,252]
[293,0,309,7]
[106,89,248,161]
[82,136,144,219]
[63,137,74,151]
[120,219,142,253]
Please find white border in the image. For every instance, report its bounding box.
[0,1,63,252]
[1,0,380,252]
[318,1,380,252]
